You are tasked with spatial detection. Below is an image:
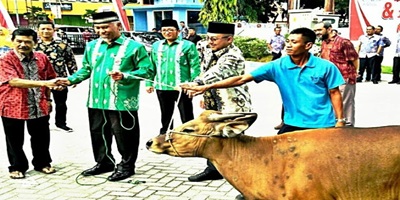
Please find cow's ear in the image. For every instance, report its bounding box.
[221,121,249,137]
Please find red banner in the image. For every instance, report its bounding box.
[349,0,399,40]
[0,2,15,30]
[111,0,131,31]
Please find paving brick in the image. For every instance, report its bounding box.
[135,189,156,198]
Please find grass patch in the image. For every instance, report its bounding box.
[382,66,392,74]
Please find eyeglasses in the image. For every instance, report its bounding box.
[206,36,230,42]
[161,29,177,33]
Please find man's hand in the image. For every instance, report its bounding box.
[55,78,71,87]
[180,82,208,98]
[47,100,53,113]
[199,100,205,109]
[108,70,124,81]
[146,86,154,94]
[44,79,64,91]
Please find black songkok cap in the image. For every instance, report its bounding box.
[207,22,235,34]
[161,19,179,30]
[92,11,119,24]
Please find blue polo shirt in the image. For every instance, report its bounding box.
[250,54,345,128]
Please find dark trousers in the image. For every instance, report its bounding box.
[277,124,312,135]
[205,159,219,174]
[392,57,400,82]
[372,56,383,81]
[52,88,68,127]
[2,116,52,173]
[271,51,282,61]
[88,108,140,172]
[156,90,194,134]
[358,56,376,81]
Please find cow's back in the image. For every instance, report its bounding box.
[271,126,400,200]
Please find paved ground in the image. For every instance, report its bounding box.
[0,56,399,200]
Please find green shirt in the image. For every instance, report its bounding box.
[147,38,200,90]
[68,35,154,111]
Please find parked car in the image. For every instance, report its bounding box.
[121,31,164,52]
[55,25,97,53]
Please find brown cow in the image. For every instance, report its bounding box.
[146,110,400,200]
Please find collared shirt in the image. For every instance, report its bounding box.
[181,27,189,39]
[196,38,209,63]
[375,33,391,56]
[269,34,286,53]
[250,54,345,128]
[68,34,154,111]
[0,50,57,119]
[36,39,77,77]
[358,34,384,58]
[196,44,252,112]
[395,33,400,57]
[148,38,200,90]
[321,35,359,84]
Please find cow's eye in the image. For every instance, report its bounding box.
[182,128,195,133]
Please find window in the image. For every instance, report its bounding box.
[142,0,154,4]
[154,10,173,30]
[187,10,200,24]
[187,10,204,33]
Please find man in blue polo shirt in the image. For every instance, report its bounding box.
[182,27,346,133]
[182,27,345,200]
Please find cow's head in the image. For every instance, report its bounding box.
[146,110,257,157]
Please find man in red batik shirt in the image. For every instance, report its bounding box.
[314,21,359,127]
[0,28,62,179]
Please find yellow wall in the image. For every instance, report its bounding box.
[1,0,136,16]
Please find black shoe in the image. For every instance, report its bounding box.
[372,80,378,84]
[235,194,245,200]
[274,122,284,130]
[56,125,73,132]
[107,170,135,182]
[188,171,223,182]
[81,164,114,176]
[388,81,398,84]
[397,82,400,84]
[356,79,362,83]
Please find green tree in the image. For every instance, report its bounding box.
[198,0,350,25]
[198,0,237,26]
[82,9,97,23]
[24,6,47,27]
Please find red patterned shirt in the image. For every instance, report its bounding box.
[0,50,57,119]
[321,35,359,84]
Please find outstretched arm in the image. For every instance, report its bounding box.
[181,74,254,97]
[9,78,64,90]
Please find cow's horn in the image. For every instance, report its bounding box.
[208,113,245,121]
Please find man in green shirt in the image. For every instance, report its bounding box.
[56,11,155,182]
[146,19,200,135]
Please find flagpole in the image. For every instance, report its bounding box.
[13,0,20,27]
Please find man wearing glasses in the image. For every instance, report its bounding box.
[186,22,252,183]
[146,19,200,135]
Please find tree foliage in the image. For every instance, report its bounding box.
[198,0,237,26]
[82,9,97,22]
[23,6,47,27]
[198,0,350,25]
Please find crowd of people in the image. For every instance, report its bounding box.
[0,9,399,200]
